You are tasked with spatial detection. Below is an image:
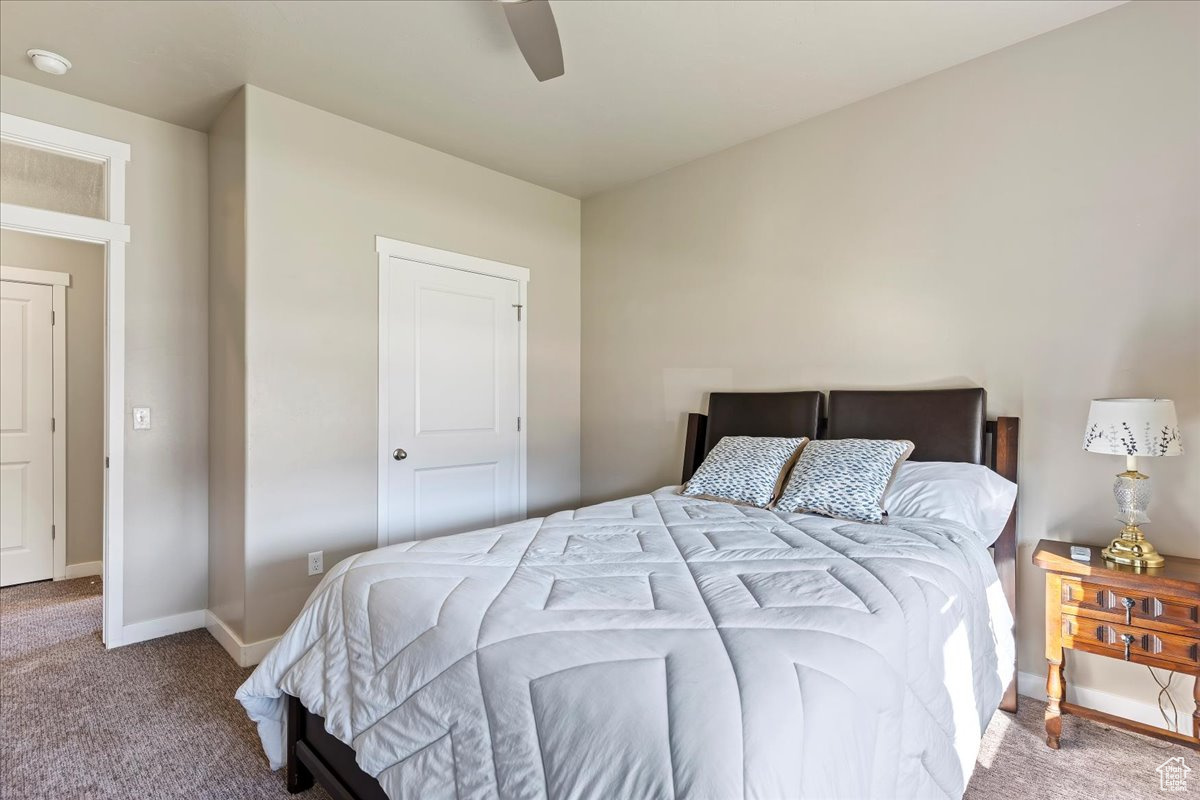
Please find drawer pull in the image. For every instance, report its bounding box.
[1120,633,1135,661]
[1121,597,1135,625]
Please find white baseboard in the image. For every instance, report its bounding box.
[1017,670,1194,732]
[60,560,103,579]
[205,610,281,667]
[121,609,206,646]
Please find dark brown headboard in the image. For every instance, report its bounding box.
[680,386,1019,714]
[826,388,986,463]
[682,391,822,482]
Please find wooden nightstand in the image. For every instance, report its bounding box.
[1033,539,1200,750]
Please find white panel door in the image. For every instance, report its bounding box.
[384,258,522,544]
[1,280,54,586]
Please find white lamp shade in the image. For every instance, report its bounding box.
[1083,398,1183,457]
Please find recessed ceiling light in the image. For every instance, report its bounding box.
[27,49,71,76]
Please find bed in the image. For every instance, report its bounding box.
[238,387,1019,800]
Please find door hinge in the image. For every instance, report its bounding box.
[517,416,522,432]
[513,303,523,322]
[51,524,56,540]
[51,417,56,432]
[52,310,56,326]
[105,456,110,468]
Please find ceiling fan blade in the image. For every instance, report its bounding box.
[501,0,564,82]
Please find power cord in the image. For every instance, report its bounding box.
[1147,666,1180,734]
[1106,667,1182,750]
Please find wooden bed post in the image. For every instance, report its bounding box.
[991,417,1020,713]
[682,412,708,484]
[286,695,314,793]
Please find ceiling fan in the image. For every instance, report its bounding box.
[496,0,564,82]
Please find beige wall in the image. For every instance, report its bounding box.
[208,89,247,637]
[0,230,104,566]
[233,87,581,643]
[1,77,209,625]
[582,0,1198,717]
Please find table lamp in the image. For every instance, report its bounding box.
[1083,398,1183,568]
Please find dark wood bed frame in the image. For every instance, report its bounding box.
[285,387,1019,798]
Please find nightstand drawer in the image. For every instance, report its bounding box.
[1062,616,1200,670]
[1061,577,1200,634]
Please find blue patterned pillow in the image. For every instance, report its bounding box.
[775,438,914,523]
[683,436,808,508]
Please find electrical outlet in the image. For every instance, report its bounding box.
[307,551,324,576]
[133,407,151,430]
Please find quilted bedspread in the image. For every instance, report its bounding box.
[238,487,1014,800]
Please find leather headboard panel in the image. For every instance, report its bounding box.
[703,392,823,457]
[825,388,986,464]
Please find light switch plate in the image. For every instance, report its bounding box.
[133,407,151,430]
[307,551,324,576]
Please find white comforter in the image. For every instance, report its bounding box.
[238,487,1014,800]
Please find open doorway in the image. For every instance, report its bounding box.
[0,113,129,646]
[2,232,105,589]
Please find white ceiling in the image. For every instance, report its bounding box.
[0,0,1125,197]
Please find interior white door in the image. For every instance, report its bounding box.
[1,280,55,586]
[384,258,522,544]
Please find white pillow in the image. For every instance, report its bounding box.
[884,461,1017,545]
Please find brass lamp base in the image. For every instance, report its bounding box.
[1101,526,1165,569]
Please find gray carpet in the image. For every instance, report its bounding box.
[0,578,1192,799]
[0,577,329,800]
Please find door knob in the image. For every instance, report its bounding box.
[392,448,408,461]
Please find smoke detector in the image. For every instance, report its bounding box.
[27,49,71,76]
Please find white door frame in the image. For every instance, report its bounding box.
[0,266,69,581]
[0,112,130,647]
[375,235,529,548]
